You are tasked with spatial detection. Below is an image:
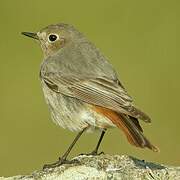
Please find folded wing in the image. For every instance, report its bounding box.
[41,72,151,123]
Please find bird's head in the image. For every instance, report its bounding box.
[22,23,83,57]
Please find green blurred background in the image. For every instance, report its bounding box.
[0,0,179,177]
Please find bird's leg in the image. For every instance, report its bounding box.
[43,127,87,169]
[89,130,106,155]
[81,129,106,156]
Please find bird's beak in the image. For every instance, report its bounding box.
[21,32,39,40]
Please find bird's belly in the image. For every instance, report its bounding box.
[42,84,115,132]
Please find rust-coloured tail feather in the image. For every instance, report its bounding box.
[93,106,159,152]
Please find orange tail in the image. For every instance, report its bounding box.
[93,106,159,152]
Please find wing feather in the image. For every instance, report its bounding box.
[41,72,151,122]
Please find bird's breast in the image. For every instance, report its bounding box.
[41,80,115,132]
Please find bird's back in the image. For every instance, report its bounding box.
[41,36,118,81]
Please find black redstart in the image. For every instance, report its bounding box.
[22,23,159,168]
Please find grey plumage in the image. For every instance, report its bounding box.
[22,23,158,152]
[39,24,151,128]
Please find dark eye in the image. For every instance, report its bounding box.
[48,34,58,42]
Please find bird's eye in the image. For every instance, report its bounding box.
[48,34,58,42]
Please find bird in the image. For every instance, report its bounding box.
[22,23,159,168]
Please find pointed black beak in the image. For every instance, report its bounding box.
[21,32,39,40]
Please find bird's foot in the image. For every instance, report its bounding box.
[43,157,79,169]
[79,150,104,156]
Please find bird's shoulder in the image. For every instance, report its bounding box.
[40,41,118,80]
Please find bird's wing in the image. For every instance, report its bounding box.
[41,72,151,123]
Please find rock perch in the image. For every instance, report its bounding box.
[1,154,180,179]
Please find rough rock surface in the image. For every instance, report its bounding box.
[1,154,180,180]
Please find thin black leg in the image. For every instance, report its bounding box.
[60,127,87,160]
[80,129,106,156]
[90,130,106,155]
[43,127,88,169]
[93,130,106,154]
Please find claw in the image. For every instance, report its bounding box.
[43,158,77,169]
[98,151,104,155]
[79,150,105,156]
